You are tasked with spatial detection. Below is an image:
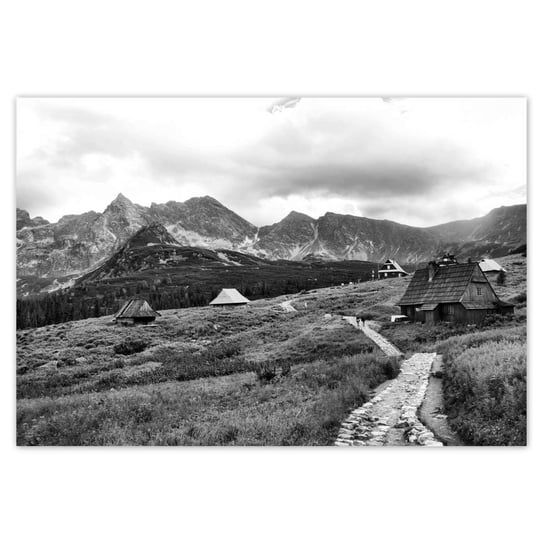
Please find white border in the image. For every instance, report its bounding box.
[1,2,542,543]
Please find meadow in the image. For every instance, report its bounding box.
[17,281,404,445]
[433,326,526,445]
[16,254,527,446]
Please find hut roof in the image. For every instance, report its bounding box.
[398,262,478,306]
[209,288,250,305]
[114,298,161,319]
[479,259,506,273]
[378,259,407,274]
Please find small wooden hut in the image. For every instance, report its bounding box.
[114,298,161,325]
[398,260,514,325]
[378,259,408,279]
[209,288,249,307]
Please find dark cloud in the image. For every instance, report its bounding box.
[227,106,496,203]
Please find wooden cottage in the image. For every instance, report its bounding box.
[398,260,514,325]
[209,288,250,307]
[378,259,408,279]
[114,298,161,325]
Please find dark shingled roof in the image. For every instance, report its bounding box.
[114,299,161,319]
[398,263,479,306]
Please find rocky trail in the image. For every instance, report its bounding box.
[336,317,446,446]
[342,317,402,356]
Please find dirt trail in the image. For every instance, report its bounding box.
[280,301,297,313]
[336,317,442,446]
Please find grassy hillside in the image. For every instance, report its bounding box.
[434,326,526,445]
[16,254,527,446]
[17,282,403,445]
[17,258,380,329]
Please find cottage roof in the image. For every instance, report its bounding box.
[479,259,506,273]
[378,259,407,274]
[209,288,250,305]
[114,298,160,319]
[398,262,479,306]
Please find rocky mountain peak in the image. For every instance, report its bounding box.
[16,208,50,230]
[127,222,181,248]
[112,192,133,205]
[283,210,315,222]
[103,193,138,215]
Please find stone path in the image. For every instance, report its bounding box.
[336,317,442,446]
[335,353,443,446]
[342,316,402,357]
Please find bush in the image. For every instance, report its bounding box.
[442,336,526,445]
[254,361,291,384]
[113,339,149,355]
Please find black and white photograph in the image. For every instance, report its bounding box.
[16,97,527,447]
[4,2,544,543]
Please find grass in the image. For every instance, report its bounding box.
[435,328,526,446]
[17,307,377,399]
[16,254,527,446]
[17,352,400,446]
[17,281,394,445]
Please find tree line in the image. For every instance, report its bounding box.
[16,275,336,329]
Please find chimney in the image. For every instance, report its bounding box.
[428,261,438,282]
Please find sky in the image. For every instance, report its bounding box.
[16,97,527,227]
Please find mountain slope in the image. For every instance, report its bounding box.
[16,194,257,280]
[252,211,317,259]
[16,195,527,296]
[427,204,526,246]
[149,195,257,248]
[76,223,268,284]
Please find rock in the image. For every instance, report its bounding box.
[39,361,58,370]
[417,432,435,445]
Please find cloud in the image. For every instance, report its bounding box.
[16,97,526,227]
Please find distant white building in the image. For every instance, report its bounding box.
[479,258,506,275]
[209,288,250,307]
[478,259,506,279]
[479,258,506,283]
[378,259,408,279]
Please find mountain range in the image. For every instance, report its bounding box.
[16,193,526,295]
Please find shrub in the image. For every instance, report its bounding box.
[254,361,291,384]
[442,336,526,446]
[113,339,149,355]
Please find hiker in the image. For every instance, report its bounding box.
[361,316,366,328]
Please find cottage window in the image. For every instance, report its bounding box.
[477,287,482,296]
